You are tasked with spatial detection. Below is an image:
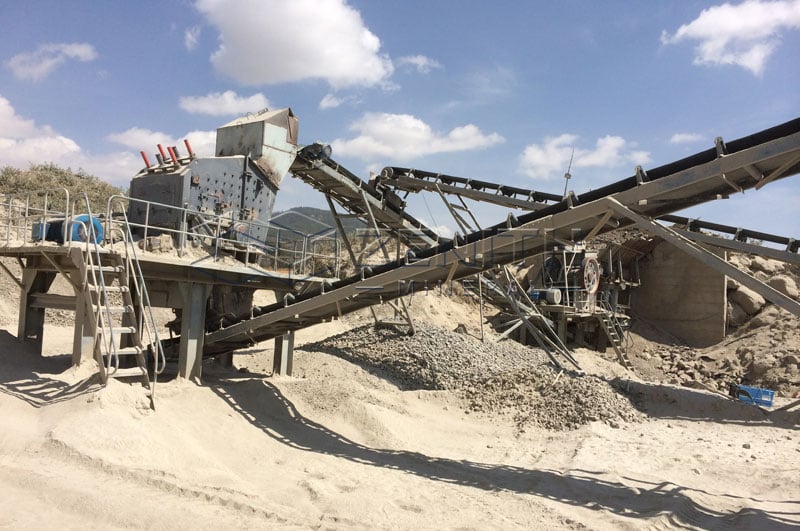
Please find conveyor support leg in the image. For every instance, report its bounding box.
[273,331,294,376]
[178,282,211,382]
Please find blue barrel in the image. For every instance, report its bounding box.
[64,214,104,243]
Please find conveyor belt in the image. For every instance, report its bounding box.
[658,214,798,252]
[380,154,800,254]
[376,167,563,210]
[289,144,441,250]
[200,117,800,357]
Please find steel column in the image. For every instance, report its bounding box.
[177,282,212,381]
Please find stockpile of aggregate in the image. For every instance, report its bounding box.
[301,324,642,431]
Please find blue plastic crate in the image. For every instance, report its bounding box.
[733,384,774,407]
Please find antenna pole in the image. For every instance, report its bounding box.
[563,147,574,199]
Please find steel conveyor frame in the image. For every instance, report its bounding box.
[197,117,800,359]
[289,145,441,250]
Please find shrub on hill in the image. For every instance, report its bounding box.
[0,163,125,213]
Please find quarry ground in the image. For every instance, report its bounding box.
[1,270,799,530]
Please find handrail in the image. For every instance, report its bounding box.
[107,197,167,380]
[0,188,71,246]
[105,194,340,277]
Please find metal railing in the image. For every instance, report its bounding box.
[103,197,167,381]
[106,195,341,278]
[1,188,72,246]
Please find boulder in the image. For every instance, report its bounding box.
[749,305,780,328]
[727,302,749,327]
[730,286,766,315]
[750,256,782,274]
[767,275,799,299]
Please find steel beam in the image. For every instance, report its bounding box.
[605,199,800,317]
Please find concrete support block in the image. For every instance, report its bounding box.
[273,331,294,376]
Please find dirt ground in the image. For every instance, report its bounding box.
[1,285,798,530]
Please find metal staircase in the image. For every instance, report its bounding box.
[81,198,165,407]
[597,298,633,370]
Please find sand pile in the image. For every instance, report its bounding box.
[302,323,643,431]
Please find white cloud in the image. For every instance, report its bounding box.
[430,224,454,239]
[185,25,202,51]
[518,133,651,180]
[319,93,346,109]
[331,112,504,162]
[5,42,97,82]
[108,128,216,159]
[0,95,81,163]
[397,55,442,74]
[661,0,800,75]
[670,132,705,145]
[0,96,219,188]
[178,90,270,116]
[195,0,394,88]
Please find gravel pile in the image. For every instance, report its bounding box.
[302,323,643,431]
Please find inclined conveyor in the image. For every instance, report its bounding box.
[197,117,800,357]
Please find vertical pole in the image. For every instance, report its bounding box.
[177,282,211,382]
[18,269,56,354]
[72,291,96,365]
[477,273,485,342]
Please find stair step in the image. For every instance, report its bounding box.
[89,285,129,293]
[115,346,143,357]
[103,326,137,336]
[108,366,147,379]
[94,304,134,314]
[90,265,124,274]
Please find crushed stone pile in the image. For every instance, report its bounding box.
[301,323,643,431]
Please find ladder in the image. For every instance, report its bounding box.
[87,251,151,384]
[80,198,165,408]
[597,298,633,370]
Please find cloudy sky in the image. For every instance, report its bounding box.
[1,0,799,237]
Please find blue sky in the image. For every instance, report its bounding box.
[1,0,798,239]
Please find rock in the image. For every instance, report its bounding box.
[730,286,766,315]
[729,254,750,269]
[728,302,749,327]
[726,277,740,290]
[750,306,780,328]
[782,354,800,367]
[743,442,751,449]
[750,256,782,274]
[749,358,773,377]
[767,275,799,299]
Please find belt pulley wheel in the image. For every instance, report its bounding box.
[581,257,600,294]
